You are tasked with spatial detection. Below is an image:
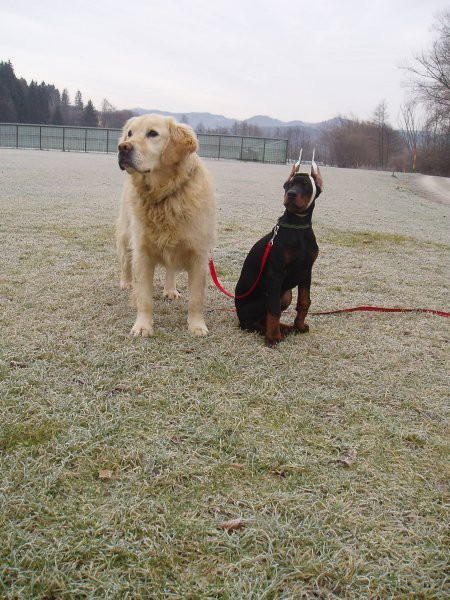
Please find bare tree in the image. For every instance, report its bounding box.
[398,101,422,171]
[404,10,450,129]
[99,98,115,128]
[372,100,391,168]
[401,10,450,175]
[320,114,407,170]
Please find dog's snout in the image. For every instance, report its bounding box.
[118,141,132,153]
[118,141,134,171]
[287,190,297,200]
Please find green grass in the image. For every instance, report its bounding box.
[324,228,449,250]
[327,229,413,247]
[0,154,449,598]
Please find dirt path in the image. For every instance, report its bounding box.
[403,172,450,206]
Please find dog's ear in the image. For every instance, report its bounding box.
[162,119,198,166]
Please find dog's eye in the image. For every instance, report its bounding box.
[127,130,132,138]
[146,130,159,138]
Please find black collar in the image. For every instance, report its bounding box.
[278,202,315,228]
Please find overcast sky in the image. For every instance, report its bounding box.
[1,0,448,123]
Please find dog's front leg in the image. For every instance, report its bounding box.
[117,233,133,290]
[130,249,155,337]
[265,277,284,347]
[187,257,208,336]
[294,285,312,333]
[265,313,284,347]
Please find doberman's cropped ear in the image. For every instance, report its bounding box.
[162,119,198,166]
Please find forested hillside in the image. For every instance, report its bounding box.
[0,61,132,128]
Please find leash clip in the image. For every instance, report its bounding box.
[269,224,279,245]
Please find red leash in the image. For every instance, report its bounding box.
[209,242,272,300]
[309,306,449,317]
[209,225,279,300]
[214,305,449,317]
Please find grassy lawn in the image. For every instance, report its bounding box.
[0,151,448,598]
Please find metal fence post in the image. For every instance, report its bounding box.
[16,124,18,148]
[106,129,109,154]
[62,127,65,151]
[84,128,87,152]
[39,126,42,150]
[240,136,244,160]
[262,139,266,163]
[218,135,221,159]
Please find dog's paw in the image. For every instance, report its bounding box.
[163,288,181,300]
[130,319,154,337]
[188,320,208,336]
[294,322,310,334]
[120,280,132,291]
[265,337,283,348]
[280,323,295,336]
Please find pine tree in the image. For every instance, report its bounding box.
[74,90,83,110]
[0,60,24,122]
[83,100,97,127]
[61,88,70,106]
[51,104,64,125]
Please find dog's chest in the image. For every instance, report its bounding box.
[277,229,317,269]
[134,202,192,261]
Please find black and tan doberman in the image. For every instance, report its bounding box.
[235,166,323,346]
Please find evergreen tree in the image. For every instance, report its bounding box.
[74,90,83,110]
[51,104,64,125]
[25,81,50,124]
[27,81,39,123]
[83,100,97,127]
[0,60,25,122]
[61,89,70,106]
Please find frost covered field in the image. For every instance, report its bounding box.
[1,149,448,598]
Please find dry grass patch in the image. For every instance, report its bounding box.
[0,151,448,598]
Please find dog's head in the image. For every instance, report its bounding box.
[283,174,315,213]
[118,114,198,174]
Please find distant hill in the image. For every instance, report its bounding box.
[246,115,308,128]
[131,108,337,131]
[131,108,235,130]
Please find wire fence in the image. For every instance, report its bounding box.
[0,123,288,164]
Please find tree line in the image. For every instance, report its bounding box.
[1,10,448,176]
[0,60,133,129]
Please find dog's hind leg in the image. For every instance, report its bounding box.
[163,267,181,300]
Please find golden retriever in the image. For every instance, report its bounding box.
[116,114,216,337]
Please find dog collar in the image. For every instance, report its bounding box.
[278,221,311,230]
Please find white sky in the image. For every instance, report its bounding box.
[1,0,448,123]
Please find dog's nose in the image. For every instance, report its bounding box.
[287,191,297,201]
[118,141,132,153]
